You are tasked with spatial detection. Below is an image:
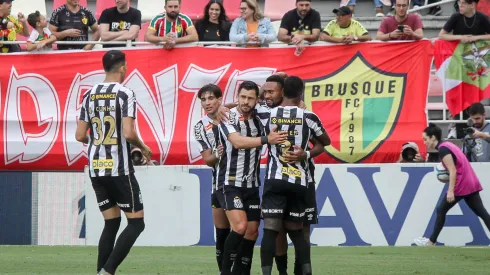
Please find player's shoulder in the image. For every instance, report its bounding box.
[115,84,135,96]
[178,13,193,22]
[80,6,95,15]
[51,5,67,15]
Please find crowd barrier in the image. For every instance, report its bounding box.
[2,163,490,246]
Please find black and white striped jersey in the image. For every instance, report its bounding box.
[262,106,326,186]
[194,115,221,193]
[217,107,263,189]
[79,82,136,177]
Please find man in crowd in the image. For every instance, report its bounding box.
[99,0,141,48]
[376,0,424,41]
[465,103,490,162]
[145,0,198,50]
[439,0,490,42]
[277,0,321,45]
[0,0,29,53]
[320,7,371,44]
[49,0,100,50]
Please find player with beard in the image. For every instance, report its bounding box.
[259,76,330,275]
[218,81,288,275]
[262,74,324,275]
[145,0,198,50]
[193,84,230,273]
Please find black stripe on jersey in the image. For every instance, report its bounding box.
[271,108,284,179]
[242,120,251,186]
[104,84,116,177]
[79,92,91,122]
[217,132,228,189]
[118,91,131,176]
[252,116,263,187]
[92,84,105,176]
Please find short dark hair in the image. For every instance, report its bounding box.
[423,123,442,142]
[198,84,222,99]
[102,50,126,73]
[166,0,181,5]
[27,11,41,29]
[463,0,479,4]
[283,76,304,99]
[468,102,485,116]
[265,75,285,88]
[238,81,259,97]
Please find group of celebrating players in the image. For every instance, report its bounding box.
[193,74,330,275]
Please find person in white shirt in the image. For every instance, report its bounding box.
[27,10,56,51]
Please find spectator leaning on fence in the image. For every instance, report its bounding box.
[194,0,231,42]
[439,0,490,42]
[0,0,29,53]
[145,0,198,50]
[376,0,423,41]
[277,0,321,44]
[49,0,100,51]
[98,0,141,48]
[26,11,56,52]
[229,0,276,47]
[319,7,371,44]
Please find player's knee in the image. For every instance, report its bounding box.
[302,225,311,243]
[233,220,247,235]
[128,218,145,234]
[245,226,259,240]
[263,218,282,232]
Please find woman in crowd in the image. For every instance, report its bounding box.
[229,0,276,47]
[195,0,231,43]
[414,123,490,246]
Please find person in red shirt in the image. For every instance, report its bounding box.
[376,0,424,41]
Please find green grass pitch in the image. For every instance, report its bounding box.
[1,246,489,274]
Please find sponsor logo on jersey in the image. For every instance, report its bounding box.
[282,166,302,178]
[91,93,117,101]
[92,159,115,169]
[271,117,303,125]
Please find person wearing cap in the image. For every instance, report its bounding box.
[376,0,424,41]
[0,0,29,53]
[277,0,321,44]
[319,7,371,45]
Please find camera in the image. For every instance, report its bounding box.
[131,147,145,166]
[401,142,418,162]
[463,118,476,138]
[398,25,405,32]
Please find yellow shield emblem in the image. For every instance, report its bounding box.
[304,53,406,163]
[82,17,88,25]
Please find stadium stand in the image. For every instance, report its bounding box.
[53,0,87,10]
[264,0,297,20]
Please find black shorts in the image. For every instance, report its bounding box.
[216,185,261,222]
[211,192,222,209]
[304,182,318,225]
[91,173,144,213]
[261,179,307,223]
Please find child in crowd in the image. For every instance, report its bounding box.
[26,11,56,52]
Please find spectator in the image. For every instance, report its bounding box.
[194,0,231,42]
[344,0,386,17]
[464,103,490,162]
[26,11,56,52]
[98,0,141,48]
[49,0,100,50]
[145,0,198,50]
[320,7,371,44]
[0,0,29,53]
[230,0,276,47]
[277,0,321,44]
[439,0,490,42]
[376,0,424,41]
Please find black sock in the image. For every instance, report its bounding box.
[232,238,255,275]
[103,218,145,274]
[216,228,230,271]
[294,247,301,275]
[221,230,244,275]
[97,217,121,272]
[260,229,278,269]
[287,229,311,275]
[275,254,288,274]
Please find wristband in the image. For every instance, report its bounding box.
[261,136,268,145]
[306,151,311,159]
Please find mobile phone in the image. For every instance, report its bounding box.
[398,25,404,32]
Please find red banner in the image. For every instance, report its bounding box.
[0,42,433,170]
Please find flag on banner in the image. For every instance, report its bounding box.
[434,40,490,116]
